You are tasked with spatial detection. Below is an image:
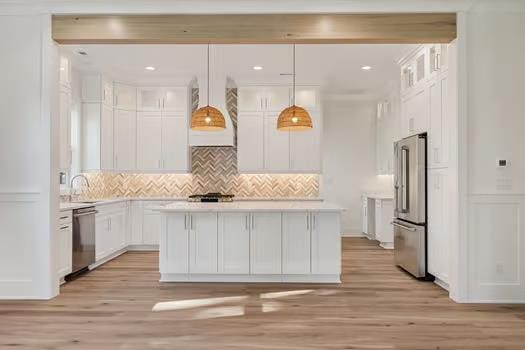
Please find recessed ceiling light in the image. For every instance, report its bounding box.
[145,66,156,71]
[361,65,372,71]
[253,66,263,71]
[77,50,88,56]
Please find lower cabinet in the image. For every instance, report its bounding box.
[218,212,250,274]
[311,212,341,275]
[373,199,394,249]
[160,210,342,282]
[250,212,282,274]
[95,202,129,262]
[189,212,218,273]
[57,213,73,280]
[282,212,311,274]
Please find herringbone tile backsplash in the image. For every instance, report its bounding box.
[82,88,319,199]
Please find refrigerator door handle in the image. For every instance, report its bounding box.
[391,221,416,232]
[401,146,409,213]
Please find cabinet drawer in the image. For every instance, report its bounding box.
[58,210,73,225]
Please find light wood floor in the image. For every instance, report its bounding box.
[1,238,525,350]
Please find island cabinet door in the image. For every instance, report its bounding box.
[311,212,341,275]
[189,212,218,274]
[217,213,250,274]
[161,213,189,274]
[282,212,311,274]
[250,212,282,274]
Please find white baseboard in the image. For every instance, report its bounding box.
[341,232,365,237]
[160,273,341,284]
[434,276,450,291]
[127,244,159,251]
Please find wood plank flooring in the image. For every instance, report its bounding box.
[1,238,525,350]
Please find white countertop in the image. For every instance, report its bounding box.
[155,201,344,213]
[60,197,324,211]
[363,193,394,200]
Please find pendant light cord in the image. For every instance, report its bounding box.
[292,44,296,106]
[207,43,210,107]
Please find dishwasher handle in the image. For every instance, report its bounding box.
[73,210,98,218]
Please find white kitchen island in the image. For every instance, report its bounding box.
[155,201,343,283]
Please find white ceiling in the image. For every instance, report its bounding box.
[64,44,415,97]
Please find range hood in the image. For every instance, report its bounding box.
[189,46,234,147]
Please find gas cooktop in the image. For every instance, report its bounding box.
[188,193,235,202]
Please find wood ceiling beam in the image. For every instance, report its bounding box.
[52,14,456,44]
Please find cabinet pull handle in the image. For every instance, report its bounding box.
[59,215,68,219]
[306,214,309,230]
[251,214,255,229]
[245,215,249,230]
[313,215,316,230]
[60,225,70,230]
[436,53,441,71]
[184,214,187,229]
[190,215,194,230]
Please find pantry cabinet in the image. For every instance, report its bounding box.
[237,85,322,173]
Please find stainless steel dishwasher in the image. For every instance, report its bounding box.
[70,207,97,277]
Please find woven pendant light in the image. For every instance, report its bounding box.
[277,44,313,131]
[191,44,226,131]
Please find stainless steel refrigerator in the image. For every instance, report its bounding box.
[393,133,429,279]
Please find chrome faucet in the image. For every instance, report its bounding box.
[69,174,90,202]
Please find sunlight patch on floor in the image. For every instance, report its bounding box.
[152,295,248,312]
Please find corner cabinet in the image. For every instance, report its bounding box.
[237,85,322,174]
[160,210,341,283]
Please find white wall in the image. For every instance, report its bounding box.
[0,14,58,299]
[321,99,377,234]
[458,0,525,302]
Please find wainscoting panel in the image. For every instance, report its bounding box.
[468,195,524,302]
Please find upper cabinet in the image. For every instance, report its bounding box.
[137,87,189,112]
[59,87,72,171]
[237,85,322,174]
[375,96,399,175]
[82,74,113,107]
[114,83,137,111]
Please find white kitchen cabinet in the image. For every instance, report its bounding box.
[162,115,189,172]
[264,114,290,172]
[237,113,264,172]
[282,212,311,274]
[57,214,73,280]
[114,109,137,171]
[137,112,163,171]
[362,196,376,238]
[137,112,189,172]
[218,213,250,274]
[289,111,321,172]
[250,212,282,274]
[428,44,448,78]
[95,202,129,262]
[428,168,449,283]
[429,74,449,168]
[59,87,71,171]
[311,212,341,275]
[82,75,113,106]
[82,103,114,171]
[114,83,137,111]
[143,211,162,245]
[137,87,163,111]
[374,199,394,249]
[401,87,429,137]
[189,212,218,273]
[237,85,321,174]
[238,87,265,112]
[265,86,291,111]
[160,213,189,274]
[137,87,188,112]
